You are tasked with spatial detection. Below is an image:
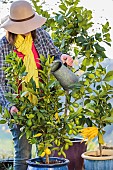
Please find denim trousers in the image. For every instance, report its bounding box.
[10,124,32,170]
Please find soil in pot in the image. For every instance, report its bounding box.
[35,159,63,164]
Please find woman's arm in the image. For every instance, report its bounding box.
[0,85,10,110]
[0,37,18,113]
[40,29,73,66]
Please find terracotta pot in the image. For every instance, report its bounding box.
[54,137,87,170]
[81,149,113,170]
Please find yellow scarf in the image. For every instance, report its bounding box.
[15,33,38,105]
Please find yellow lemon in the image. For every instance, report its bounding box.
[33,133,42,137]
[40,152,45,157]
[44,148,51,155]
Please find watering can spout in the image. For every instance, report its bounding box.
[51,60,79,90]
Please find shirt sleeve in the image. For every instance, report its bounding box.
[0,38,11,111]
[0,85,11,111]
[42,29,62,60]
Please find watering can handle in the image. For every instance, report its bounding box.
[64,62,67,67]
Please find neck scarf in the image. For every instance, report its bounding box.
[14,33,39,105]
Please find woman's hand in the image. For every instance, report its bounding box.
[61,54,73,66]
[10,106,18,115]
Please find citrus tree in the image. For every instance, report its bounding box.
[0,52,83,164]
[73,60,113,156]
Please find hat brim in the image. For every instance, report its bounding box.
[0,13,47,34]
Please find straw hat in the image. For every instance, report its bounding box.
[0,0,47,34]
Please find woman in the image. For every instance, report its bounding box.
[0,1,73,170]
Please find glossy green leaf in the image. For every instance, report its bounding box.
[103,71,113,82]
[0,120,7,124]
[94,43,105,52]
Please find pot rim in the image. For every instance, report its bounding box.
[81,149,113,160]
[70,137,87,143]
[26,157,69,167]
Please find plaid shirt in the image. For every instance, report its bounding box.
[0,28,62,110]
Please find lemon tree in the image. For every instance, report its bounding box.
[1,53,82,164]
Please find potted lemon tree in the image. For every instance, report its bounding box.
[1,52,82,170]
[79,64,113,170]
[70,55,113,170]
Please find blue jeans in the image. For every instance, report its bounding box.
[10,124,32,170]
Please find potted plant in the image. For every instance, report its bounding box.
[1,52,83,170]
[72,57,113,170]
